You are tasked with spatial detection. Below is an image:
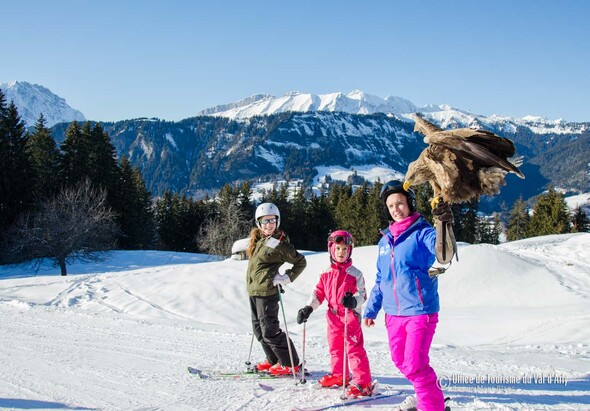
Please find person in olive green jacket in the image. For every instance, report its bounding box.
[246,202,307,376]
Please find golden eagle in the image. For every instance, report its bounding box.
[404,113,525,208]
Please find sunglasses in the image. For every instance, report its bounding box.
[328,235,353,245]
[259,218,277,225]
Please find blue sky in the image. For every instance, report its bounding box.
[2,0,588,122]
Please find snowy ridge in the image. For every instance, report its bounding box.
[0,81,86,127]
[0,233,589,410]
[198,90,418,120]
[200,90,588,135]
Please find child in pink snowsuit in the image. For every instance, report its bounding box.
[297,230,373,398]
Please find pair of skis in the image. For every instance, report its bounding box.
[291,390,403,411]
[187,366,309,380]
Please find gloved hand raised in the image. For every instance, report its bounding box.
[297,306,313,324]
[341,292,357,309]
[432,200,453,223]
[272,273,291,287]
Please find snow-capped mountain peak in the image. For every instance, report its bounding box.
[197,90,418,119]
[0,81,86,127]
[198,90,587,136]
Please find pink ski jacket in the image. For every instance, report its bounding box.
[306,261,367,316]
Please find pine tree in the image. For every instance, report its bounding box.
[333,184,353,231]
[571,206,589,233]
[118,156,156,249]
[26,114,61,200]
[453,199,478,244]
[88,123,121,204]
[287,182,308,248]
[413,183,434,221]
[528,187,571,236]
[155,191,178,250]
[476,214,501,244]
[0,98,34,232]
[59,121,89,186]
[304,191,334,251]
[365,182,386,244]
[237,181,255,220]
[506,197,530,241]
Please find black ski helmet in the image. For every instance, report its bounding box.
[379,180,417,212]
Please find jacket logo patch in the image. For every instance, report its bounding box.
[266,237,280,249]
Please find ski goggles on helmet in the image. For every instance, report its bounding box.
[328,235,353,245]
[259,217,278,225]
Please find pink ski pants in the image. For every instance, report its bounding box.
[385,313,444,411]
[326,309,372,385]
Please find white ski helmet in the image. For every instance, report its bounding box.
[255,202,281,228]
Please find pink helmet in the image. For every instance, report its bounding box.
[327,230,354,263]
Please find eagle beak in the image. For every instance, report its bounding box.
[403,181,411,191]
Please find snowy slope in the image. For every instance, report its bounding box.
[0,234,589,410]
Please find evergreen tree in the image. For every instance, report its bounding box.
[413,183,434,222]
[476,214,501,244]
[304,191,334,251]
[491,214,502,244]
[332,184,353,231]
[155,191,204,252]
[0,98,34,232]
[118,156,156,249]
[59,121,89,186]
[237,181,255,220]
[453,199,478,244]
[528,187,571,236]
[506,197,530,241]
[287,182,308,248]
[571,206,589,233]
[155,191,178,250]
[88,123,121,208]
[365,182,386,244]
[26,114,61,200]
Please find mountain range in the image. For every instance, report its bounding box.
[197,89,587,137]
[4,81,589,210]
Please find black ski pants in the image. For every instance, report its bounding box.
[249,294,299,367]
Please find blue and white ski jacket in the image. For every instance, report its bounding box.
[364,216,440,318]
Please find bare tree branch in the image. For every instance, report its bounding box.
[1,179,119,275]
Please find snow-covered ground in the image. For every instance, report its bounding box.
[1,234,589,410]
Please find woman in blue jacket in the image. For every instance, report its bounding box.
[363,180,452,411]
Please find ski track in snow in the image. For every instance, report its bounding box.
[1,234,590,410]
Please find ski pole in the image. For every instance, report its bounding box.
[340,307,349,400]
[245,332,255,372]
[300,320,307,384]
[277,285,298,383]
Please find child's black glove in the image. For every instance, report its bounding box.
[297,306,313,324]
[341,292,357,309]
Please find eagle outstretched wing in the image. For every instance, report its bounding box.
[405,113,525,206]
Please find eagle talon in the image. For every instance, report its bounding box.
[431,197,440,210]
